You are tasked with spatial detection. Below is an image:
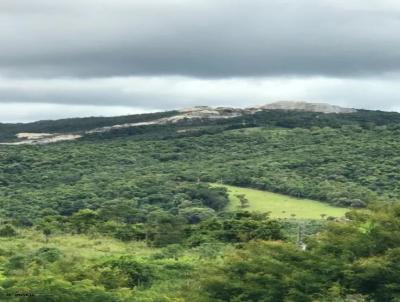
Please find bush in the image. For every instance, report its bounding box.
[33,247,63,263]
[179,207,216,224]
[151,244,184,260]
[101,256,154,288]
[5,255,27,272]
[0,225,17,237]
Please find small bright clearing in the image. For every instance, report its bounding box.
[213,184,350,219]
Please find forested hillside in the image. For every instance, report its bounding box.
[1,108,400,301]
[0,110,178,142]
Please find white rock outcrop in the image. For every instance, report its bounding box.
[1,102,357,145]
[255,101,356,114]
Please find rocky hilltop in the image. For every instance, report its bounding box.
[1,101,357,145]
[256,101,356,114]
[176,101,356,118]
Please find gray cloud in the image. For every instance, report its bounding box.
[1,0,400,78]
[1,0,400,122]
[0,102,151,123]
[1,75,400,122]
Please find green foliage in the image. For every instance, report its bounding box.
[179,207,216,224]
[0,225,17,237]
[188,211,285,245]
[5,255,27,273]
[146,210,187,247]
[199,203,400,302]
[2,122,397,229]
[33,247,63,263]
[1,109,400,300]
[151,244,184,260]
[235,193,250,208]
[0,110,178,142]
[100,256,154,288]
[70,209,99,234]
[0,277,119,302]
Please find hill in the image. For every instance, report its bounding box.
[257,100,357,113]
[2,101,400,145]
[1,102,400,301]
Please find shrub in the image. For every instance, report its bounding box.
[101,256,154,288]
[0,225,17,237]
[33,247,63,263]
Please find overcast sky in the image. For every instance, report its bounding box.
[1,0,400,122]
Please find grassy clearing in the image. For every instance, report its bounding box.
[0,229,156,260]
[212,184,350,219]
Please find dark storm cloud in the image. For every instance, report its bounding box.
[1,0,400,78]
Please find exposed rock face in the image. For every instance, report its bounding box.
[2,102,358,145]
[16,133,54,140]
[86,121,159,134]
[178,102,357,117]
[0,133,82,145]
[87,106,246,134]
[174,106,246,120]
[256,101,356,114]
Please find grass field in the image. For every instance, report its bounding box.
[0,229,157,260]
[212,184,350,219]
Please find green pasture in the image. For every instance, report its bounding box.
[212,184,350,219]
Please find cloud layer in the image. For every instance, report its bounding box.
[0,0,399,121]
[1,75,400,122]
[1,0,400,77]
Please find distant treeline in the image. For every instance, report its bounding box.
[84,109,400,140]
[0,110,178,141]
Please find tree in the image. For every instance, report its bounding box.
[70,209,99,234]
[179,207,215,224]
[101,256,154,288]
[43,227,52,243]
[0,225,17,237]
[146,210,187,247]
[235,194,250,209]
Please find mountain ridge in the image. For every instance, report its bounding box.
[4,101,397,145]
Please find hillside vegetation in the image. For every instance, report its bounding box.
[215,184,349,219]
[1,108,400,301]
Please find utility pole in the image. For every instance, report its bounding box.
[296,223,302,246]
[297,222,306,251]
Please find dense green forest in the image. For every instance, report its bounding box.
[1,109,400,301]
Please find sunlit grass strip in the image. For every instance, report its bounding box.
[212,183,349,219]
